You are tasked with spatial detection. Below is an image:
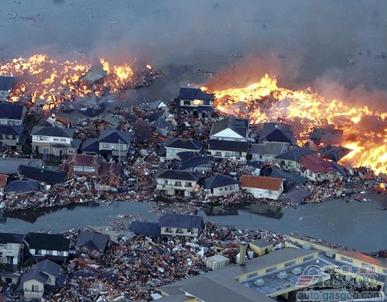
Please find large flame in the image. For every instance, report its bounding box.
[0,54,134,110]
[206,74,387,175]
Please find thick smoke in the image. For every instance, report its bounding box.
[1,0,387,97]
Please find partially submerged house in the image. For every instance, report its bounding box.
[179,154,211,173]
[240,175,284,200]
[155,169,199,197]
[76,231,109,254]
[5,179,40,195]
[18,165,66,185]
[178,87,215,117]
[210,117,249,142]
[97,129,134,160]
[0,76,16,101]
[25,233,72,263]
[202,174,239,197]
[31,126,80,158]
[65,154,103,178]
[250,141,288,162]
[300,154,340,182]
[309,127,343,147]
[130,221,161,238]
[0,158,43,175]
[164,137,202,160]
[159,214,204,238]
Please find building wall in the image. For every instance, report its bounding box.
[208,150,247,161]
[29,248,69,258]
[276,159,301,172]
[23,280,44,299]
[0,242,23,265]
[0,90,10,101]
[32,135,72,145]
[207,184,239,197]
[249,242,273,257]
[160,226,199,238]
[242,186,283,200]
[99,142,128,152]
[0,135,19,147]
[251,153,277,162]
[165,147,199,160]
[156,178,198,197]
[180,99,213,108]
[33,142,76,156]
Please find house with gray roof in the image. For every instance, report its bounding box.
[210,116,249,142]
[202,174,239,197]
[207,139,249,161]
[21,259,64,300]
[274,146,315,171]
[178,87,215,117]
[258,122,296,144]
[76,231,110,253]
[159,214,204,238]
[0,103,26,150]
[251,141,289,162]
[31,126,80,158]
[155,169,200,197]
[164,137,202,160]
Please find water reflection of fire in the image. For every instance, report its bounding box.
[0,54,135,110]
[204,74,387,175]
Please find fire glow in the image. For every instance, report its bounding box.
[205,74,387,174]
[0,54,134,110]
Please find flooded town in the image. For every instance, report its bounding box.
[0,0,386,301]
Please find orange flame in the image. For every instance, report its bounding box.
[0,54,134,110]
[206,74,387,174]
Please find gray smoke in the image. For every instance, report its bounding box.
[1,0,387,105]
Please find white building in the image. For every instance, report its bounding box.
[251,142,288,162]
[207,140,249,161]
[240,175,284,200]
[0,233,25,266]
[155,169,200,197]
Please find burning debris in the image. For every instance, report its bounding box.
[0,54,155,110]
[203,74,386,174]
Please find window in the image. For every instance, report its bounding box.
[164,179,168,184]
[84,166,95,173]
[67,149,74,154]
[215,151,221,156]
[43,147,50,154]
[175,181,182,187]
[165,228,173,233]
[265,267,276,274]
[103,143,110,148]
[183,100,190,106]
[284,261,295,268]
[303,256,314,262]
[73,166,84,172]
[185,182,192,187]
[176,228,184,234]
[31,284,40,292]
[340,256,353,263]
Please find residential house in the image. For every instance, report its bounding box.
[309,127,343,148]
[130,221,161,238]
[178,87,215,117]
[31,126,80,158]
[250,141,289,162]
[179,153,211,173]
[274,146,315,171]
[150,110,175,137]
[319,145,351,162]
[0,174,8,196]
[0,76,16,101]
[0,233,25,267]
[300,154,339,182]
[202,174,239,197]
[164,137,202,160]
[5,179,40,195]
[18,165,66,185]
[159,214,204,238]
[208,139,249,161]
[0,158,43,175]
[46,114,72,128]
[155,169,200,197]
[76,231,109,254]
[98,129,134,159]
[0,102,25,126]
[25,233,72,263]
[65,154,103,178]
[240,175,284,200]
[258,122,296,144]
[0,103,26,150]
[210,116,249,142]
[249,239,273,256]
[21,259,64,300]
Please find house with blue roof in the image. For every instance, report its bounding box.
[164,137,202,160]
[0,103,26,150]
[159,214,204,238]
[0,76,16,101]
[202,174,239,197]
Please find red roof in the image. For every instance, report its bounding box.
[240,175,283,191]
[300,154,335,173]
[0,174,8,188]
[71,154,100,166]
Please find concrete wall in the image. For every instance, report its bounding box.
[207,184,239,197]
[242,186,283,200]
[0,242,23,265]
[23,279,44,299]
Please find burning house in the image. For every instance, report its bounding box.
[178,87,215,117]
[0,76,16,102]
[0,103,26,150]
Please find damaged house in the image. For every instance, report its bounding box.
[210,116,249,142]
[178,87,215,117]
[155,169,200,197]
[274,146,315,172]
[164,137,202,160]
[202,174,239,197]
[240,175,284,200]
[300,154,341,182]
[250,141,289,162]
[65,154,103,178]
[159,214,204,238]
[0,76,16,101]
[258,122,296,145]
[0,103,26,150]
[208,139,249,162]
[31,126,80,158]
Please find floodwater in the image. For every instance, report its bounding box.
[1,196,386,253]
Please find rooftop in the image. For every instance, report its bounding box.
[240,175,283,191]
[165,137,202,150]
[26,232,70,251]
[19,165,66,185]
[0,76,16,91]
[32,126,75,138]
[210,116,248,139]
[159,214,203,229]
[156,169,199,181]
[203,174,237,189]
[179,87,214,102]
[0,103,24,120]
[208,139,249,152]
